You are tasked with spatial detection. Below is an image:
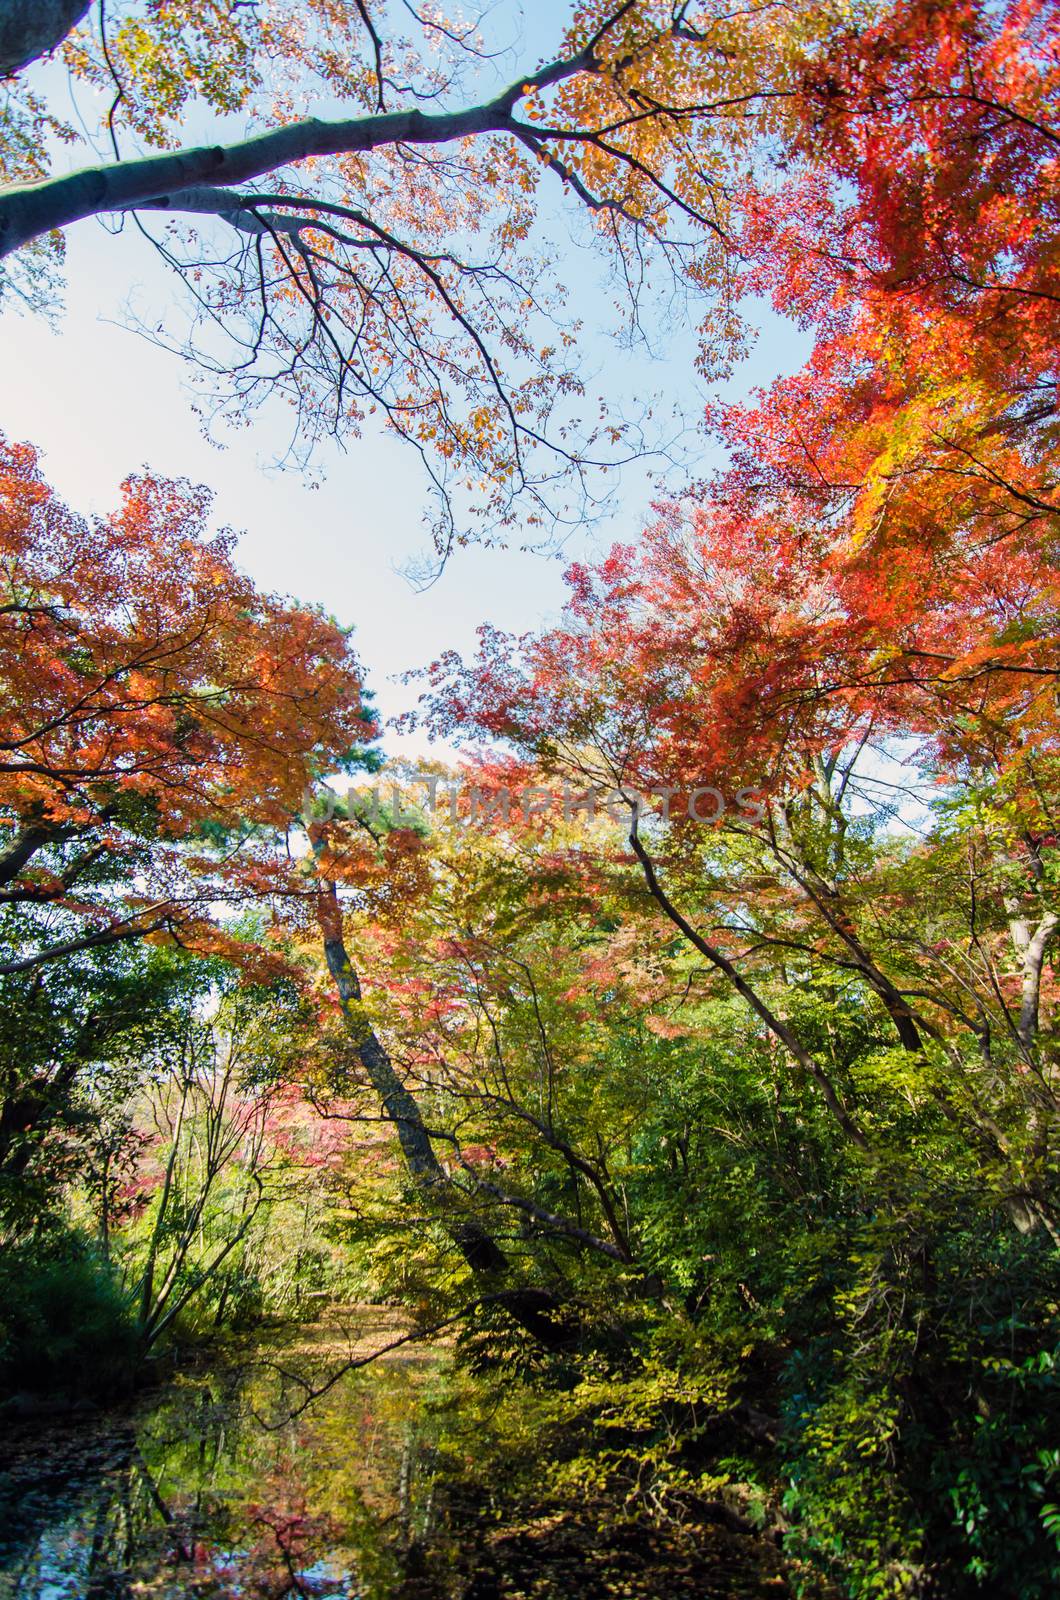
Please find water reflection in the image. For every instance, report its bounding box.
[1,1319,802,1599]
[0,1317,435,1600]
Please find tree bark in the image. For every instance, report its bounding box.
[0,0,89,79]
[1008,908,1058,1051]
[0,818,56,886]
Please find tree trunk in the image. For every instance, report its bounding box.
[312,869,573,1346]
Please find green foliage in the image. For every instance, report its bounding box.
[0,930,209,1238]
[2,770,1059,1600]
[0,1231,138,1397]
[320,797,1060,1595]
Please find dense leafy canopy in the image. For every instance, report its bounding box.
[0,433,373,973]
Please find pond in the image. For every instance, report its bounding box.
[0,1311,802,1599]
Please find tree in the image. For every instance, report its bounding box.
[743,0,1059,382]
[419,458,1060,1211]
[315,792,637,1252]
[0,431,373,975]
[0,935,194,1238]
[0,0,809,558]
[727,0,1059,725]
[293,793,589,1344]
[0,431,593,1342]
[416,0,1060,1223]
[129,983,300,1348]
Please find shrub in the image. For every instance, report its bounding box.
[0,1232,140,1398]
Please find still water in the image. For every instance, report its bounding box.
[0,1312,438,1600]
[0,1312,798,1599]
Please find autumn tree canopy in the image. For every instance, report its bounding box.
[0,0,824,559]
[418,0,1060,1224]
[0,433,372,974]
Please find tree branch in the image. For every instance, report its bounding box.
[627,817,869,1149]
[0,46,594,259]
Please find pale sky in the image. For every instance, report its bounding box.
[0,8,811,760]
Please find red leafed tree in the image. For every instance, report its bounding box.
[416,0,1060,1225]
[726,0,1059,702]
[0,433,372,975]
[750,0,1059,374]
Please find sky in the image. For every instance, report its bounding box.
[0,5,811,762]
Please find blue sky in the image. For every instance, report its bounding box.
[0,7,812,758]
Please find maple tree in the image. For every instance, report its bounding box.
[418,0,1060,1226]
[748,0,1058,375]
[728,0,1059,747]
[421,496,1054,1184]
[0,431,372,974]
[398,21,1060,1538]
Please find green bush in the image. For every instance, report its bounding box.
[0,1232,140,1397]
